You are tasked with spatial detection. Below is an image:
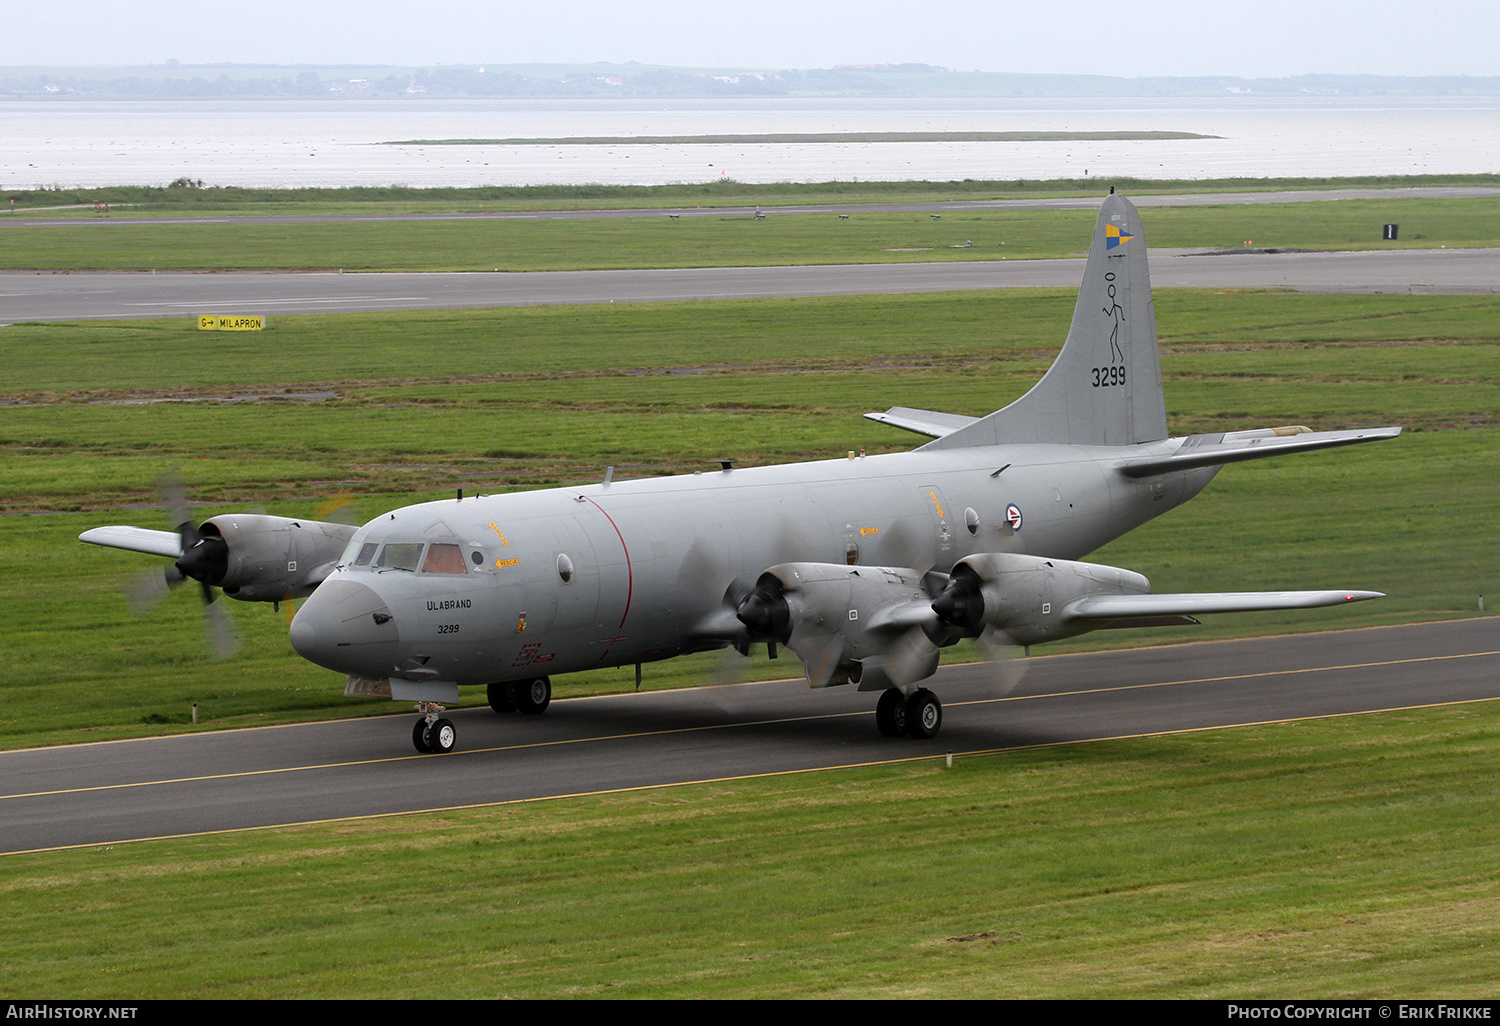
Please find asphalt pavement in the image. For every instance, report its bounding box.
[4,619,1495,855]
[2,247,1496,324]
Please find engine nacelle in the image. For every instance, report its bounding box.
[199,514,358,602]
[738,562,939,689]
[937,552,1152,647]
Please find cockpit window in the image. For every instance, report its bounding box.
[422,543,467,575]
[353,542,378,567]
[375,543,424,571]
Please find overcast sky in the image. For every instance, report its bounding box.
[7,0,1499,78]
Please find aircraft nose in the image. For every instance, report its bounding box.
[290,577,400,677]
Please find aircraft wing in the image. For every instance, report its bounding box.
[79,526,183,559]
[1066,590,1383,622]
[1117,426,1401,478]
[863,407,980,439]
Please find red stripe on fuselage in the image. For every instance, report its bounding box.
[574,494,633,661]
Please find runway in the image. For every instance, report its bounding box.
[3,618,1495,856]
[5,185,1499,322]
[3,247,1497,323]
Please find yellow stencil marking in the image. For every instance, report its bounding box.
[927,490,945,517]
[488,522,509,547]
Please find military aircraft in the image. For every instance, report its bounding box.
[81,193,1400,754]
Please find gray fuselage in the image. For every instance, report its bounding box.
[292,438,1216,687]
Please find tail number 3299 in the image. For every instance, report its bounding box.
[1092,365,1126,387]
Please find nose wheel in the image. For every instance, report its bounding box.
[412,705,456,754]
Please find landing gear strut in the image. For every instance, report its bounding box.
[875,687,942,740]
[412,703,456,754]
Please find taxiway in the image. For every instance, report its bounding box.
[3,619,1495,856]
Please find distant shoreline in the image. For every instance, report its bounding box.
[6,63,1500,101]
[382,131,1217,146]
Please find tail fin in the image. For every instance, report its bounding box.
[922,193,1168,450]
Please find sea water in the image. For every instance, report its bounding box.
[3,95,1496,190]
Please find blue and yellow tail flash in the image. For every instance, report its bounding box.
[1105,223,1135,249]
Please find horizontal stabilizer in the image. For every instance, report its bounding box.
[1067,590,1383,621]
[863,407,979,439]
[1117,426,1401,478]
[79,526,183,559]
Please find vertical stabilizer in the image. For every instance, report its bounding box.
[922,194,1168,450]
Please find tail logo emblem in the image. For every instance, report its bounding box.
[1105,224,1135,249]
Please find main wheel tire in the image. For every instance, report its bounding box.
[412,718,433,753]
[875,688,908,737]
[906,689,942,739]
[518,676,551,715]
[487,681,519,714]
[429,718,457,754]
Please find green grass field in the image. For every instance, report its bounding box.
[5,196,1497,270]
[5,702,1499,997]
[2,188,1497,997]
[2,288,1495,748]
[9,172,1500,217]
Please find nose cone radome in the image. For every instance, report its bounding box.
[290,577,400,678]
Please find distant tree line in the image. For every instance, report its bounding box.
[4,65,1499,100]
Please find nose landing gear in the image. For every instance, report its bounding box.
[412,703,456,754]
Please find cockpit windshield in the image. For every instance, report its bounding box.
[375,543,424,571]
[342,539,469,574]
[421,543,467,574]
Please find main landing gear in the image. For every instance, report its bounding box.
[412,703,456,754]
[875,687,942,740]
[487,676,551,716]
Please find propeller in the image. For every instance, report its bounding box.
[122,470,240,660]
[929,562,1029,697]
[676,538,767,706]
[313,493,361,526]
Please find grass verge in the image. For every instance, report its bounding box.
[5,197,1498,270]
[4,701,1499,997]
[8,173,1500,217]
[0,289,1494,747]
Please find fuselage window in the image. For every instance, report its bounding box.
[422,543,467,574]
[375,543,424,571]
